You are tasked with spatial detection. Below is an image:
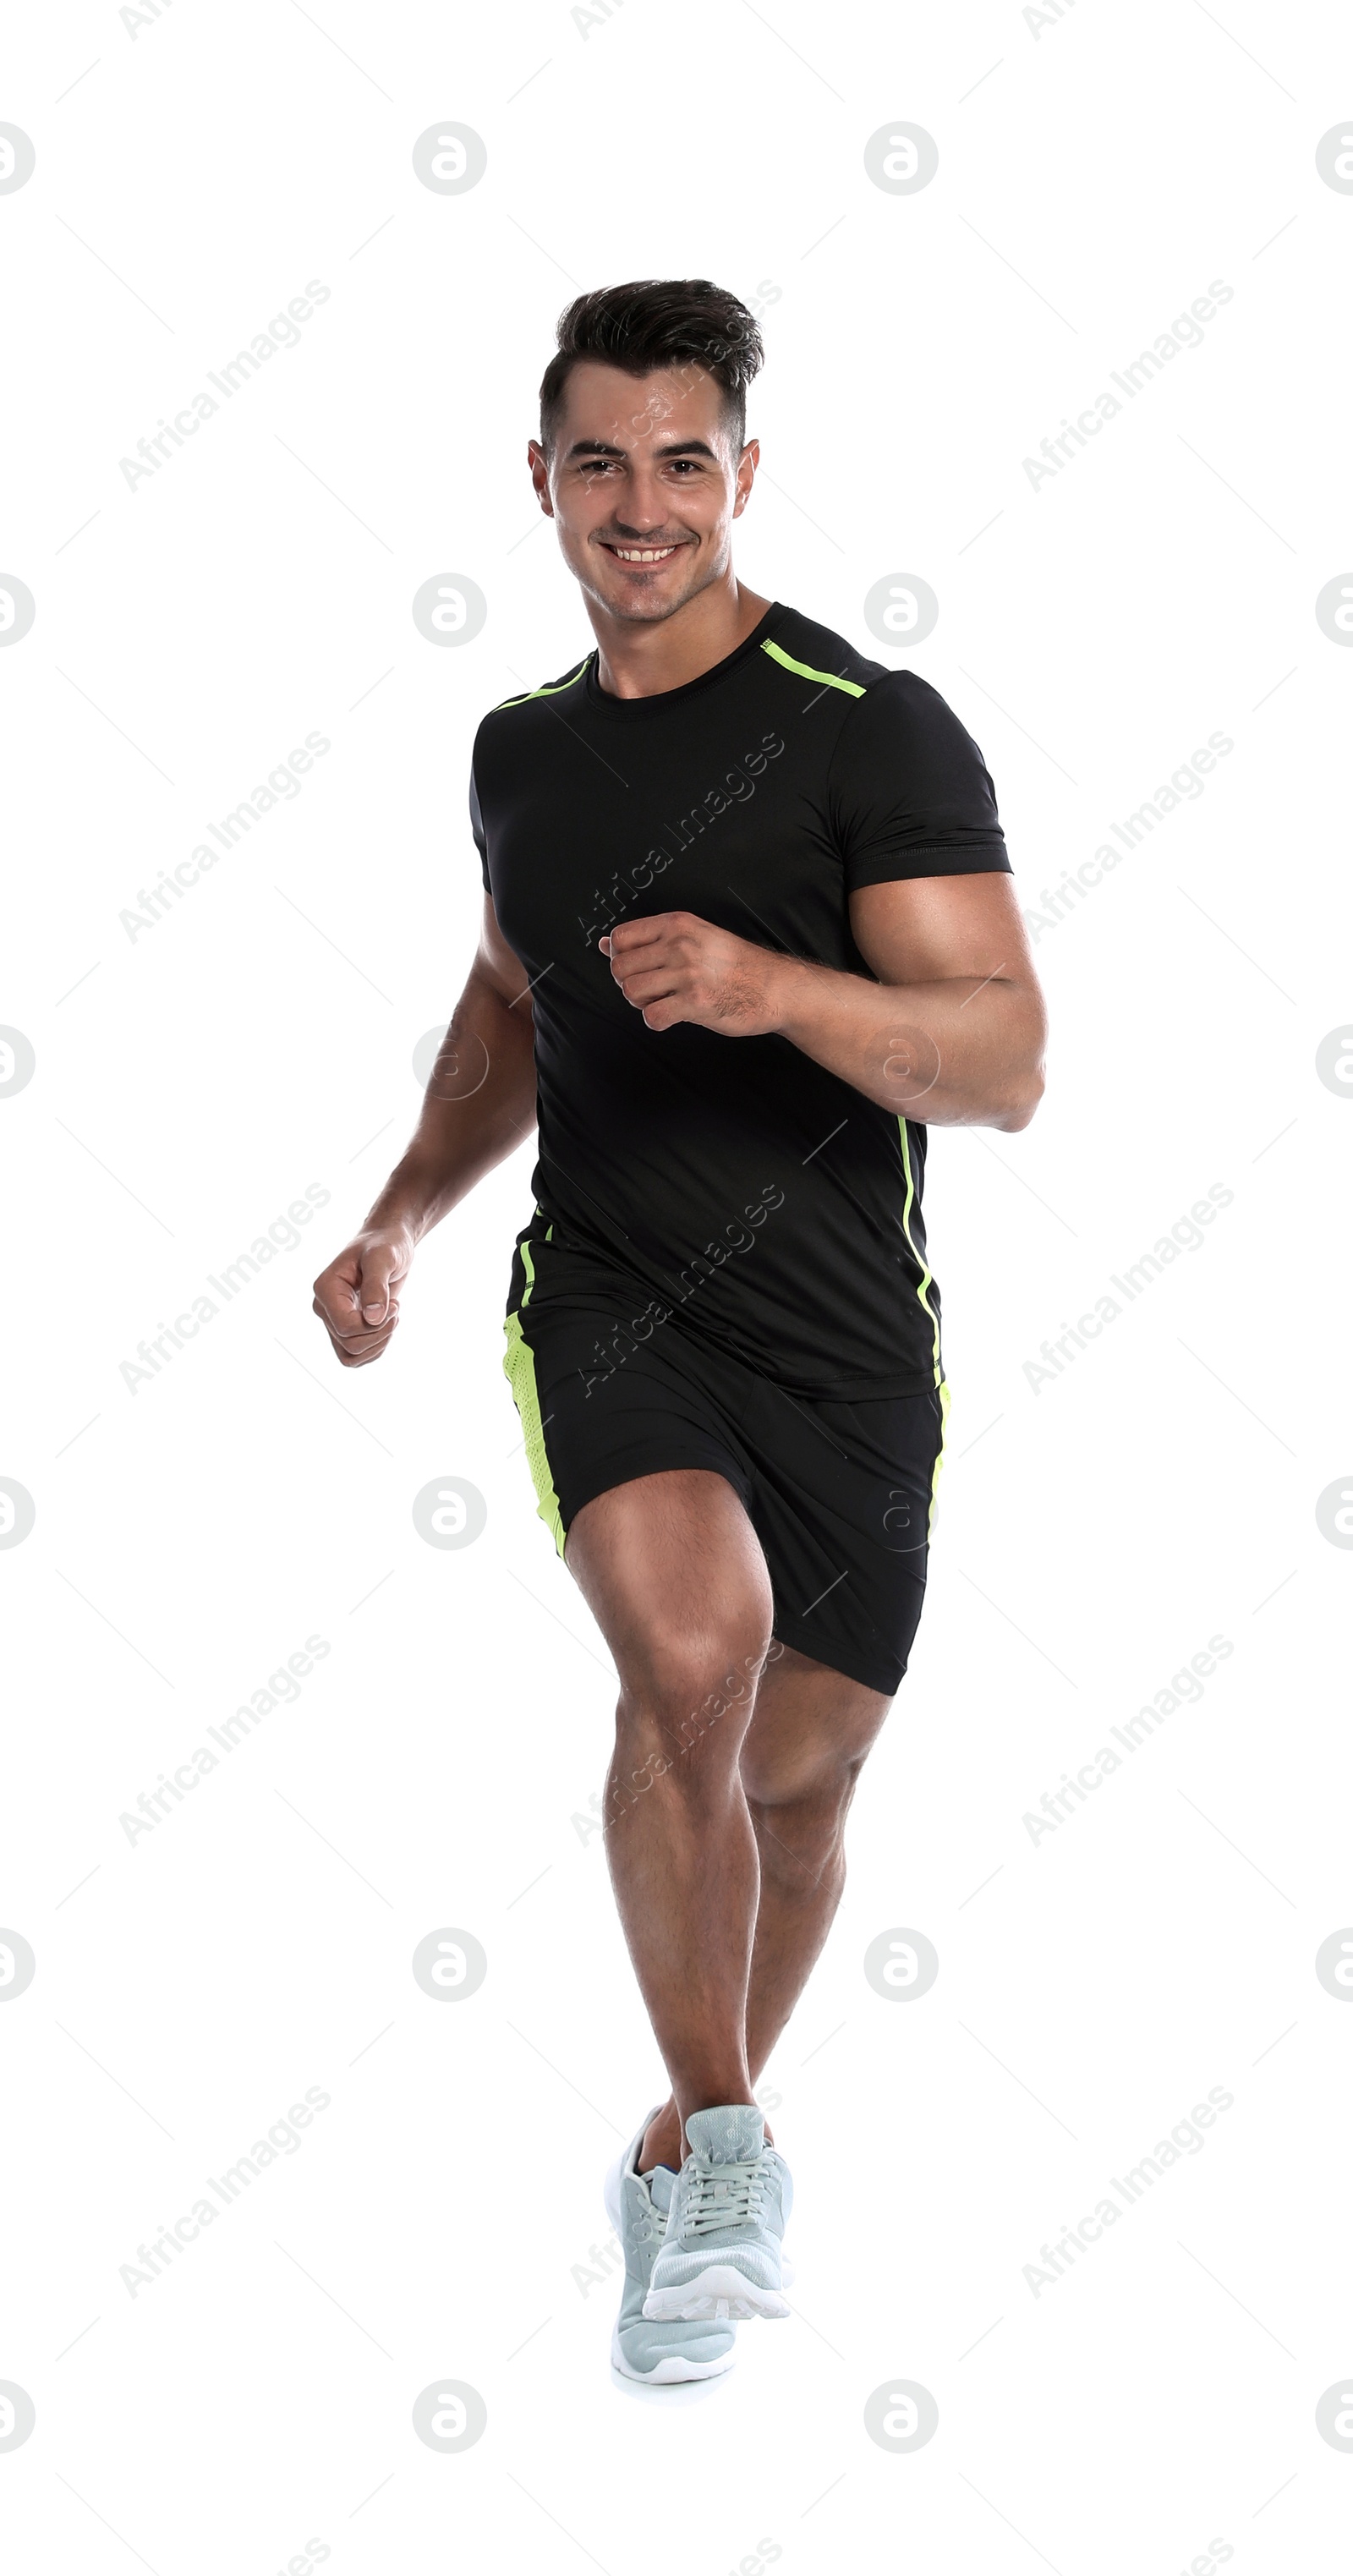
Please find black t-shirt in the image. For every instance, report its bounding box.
[469,601,1011,1397]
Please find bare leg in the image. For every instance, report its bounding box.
[564,1468,776,2151]
[638,1642,893,2169]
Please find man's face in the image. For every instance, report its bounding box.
[529,360,758,625]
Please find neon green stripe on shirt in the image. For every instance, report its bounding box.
[897,1117,943,1387]
[495,658,590,710]
[761,639,866,697]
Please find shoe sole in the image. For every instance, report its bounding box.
[609,2327,737,2382]
[643,2264,791,2323]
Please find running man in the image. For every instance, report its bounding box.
[314,279,1046,2383]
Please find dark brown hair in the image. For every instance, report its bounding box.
[539,278,764,452]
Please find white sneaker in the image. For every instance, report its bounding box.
[603,2110,738,2381]
[641,2105,793,2324]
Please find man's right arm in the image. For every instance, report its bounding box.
[312,897,536,1368]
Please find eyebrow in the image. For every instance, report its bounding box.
[563,437,720,462]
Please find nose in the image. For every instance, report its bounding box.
[610,459,676,536]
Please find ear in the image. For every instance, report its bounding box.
[732,437,759,518]
[528,439,555,515]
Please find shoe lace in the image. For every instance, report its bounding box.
[682,2157,768,2237]
[631,2179,668,2244]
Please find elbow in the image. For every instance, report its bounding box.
[993,1058,1046,1132]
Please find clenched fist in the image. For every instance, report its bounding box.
[600,911,787,1037]
[312,1226,414,1367]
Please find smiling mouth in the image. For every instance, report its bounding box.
[600,541,685,565]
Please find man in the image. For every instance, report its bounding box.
[314,279,1046,2384]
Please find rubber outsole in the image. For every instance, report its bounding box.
[642,2263,791,2323]
[610,2326,737,2383]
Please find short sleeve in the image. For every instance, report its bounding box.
[828,671,1011,892]
[468,759,490,893]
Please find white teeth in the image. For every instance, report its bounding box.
[611,545,676,562]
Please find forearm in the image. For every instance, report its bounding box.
[768,953,1045,1130]
[364,968,537,1242]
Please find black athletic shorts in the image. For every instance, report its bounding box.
[501,1218,949,1697]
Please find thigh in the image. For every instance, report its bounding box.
[566,1468,775,1724]
[503,1273,777,1711]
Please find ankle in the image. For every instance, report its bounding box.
[640,2096,775,2172]
[639,2106,682,2172]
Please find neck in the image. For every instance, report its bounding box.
[589,573,772,700]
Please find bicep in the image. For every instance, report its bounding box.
[848,870,1039,989]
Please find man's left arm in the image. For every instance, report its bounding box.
[600,873,1047,1132]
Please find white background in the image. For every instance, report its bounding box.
[3,2,1351,2570]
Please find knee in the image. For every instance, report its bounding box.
[615,1624,772,1776]
[745,1752,863,1884]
